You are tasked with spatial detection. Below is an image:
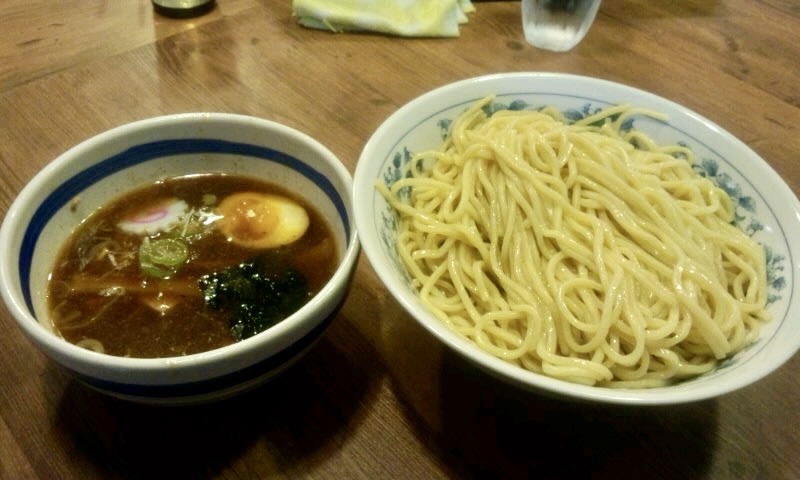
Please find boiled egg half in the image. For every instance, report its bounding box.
[216,192,309,249]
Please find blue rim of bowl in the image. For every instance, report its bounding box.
[19,138,352,316]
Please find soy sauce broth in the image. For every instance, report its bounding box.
[47,174,339,358]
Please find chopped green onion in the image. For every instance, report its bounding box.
[139,237,189,278]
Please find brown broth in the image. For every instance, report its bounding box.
[48,174,339,358]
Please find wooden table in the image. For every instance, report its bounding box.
[1,1,798,478]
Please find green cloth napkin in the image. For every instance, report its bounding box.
[293,0,475,38]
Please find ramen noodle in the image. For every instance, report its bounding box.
[378,96,770,388]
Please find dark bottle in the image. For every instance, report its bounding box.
[152,0,215,18]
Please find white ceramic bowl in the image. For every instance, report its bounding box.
[354,72,800,405]
[0,113,359,405]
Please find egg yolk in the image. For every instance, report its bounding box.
[216,192,309,249]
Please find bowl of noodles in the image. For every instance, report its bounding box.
[354,72,800,405]
[0,113,360,405]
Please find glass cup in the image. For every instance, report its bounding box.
[522,0,602,52]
